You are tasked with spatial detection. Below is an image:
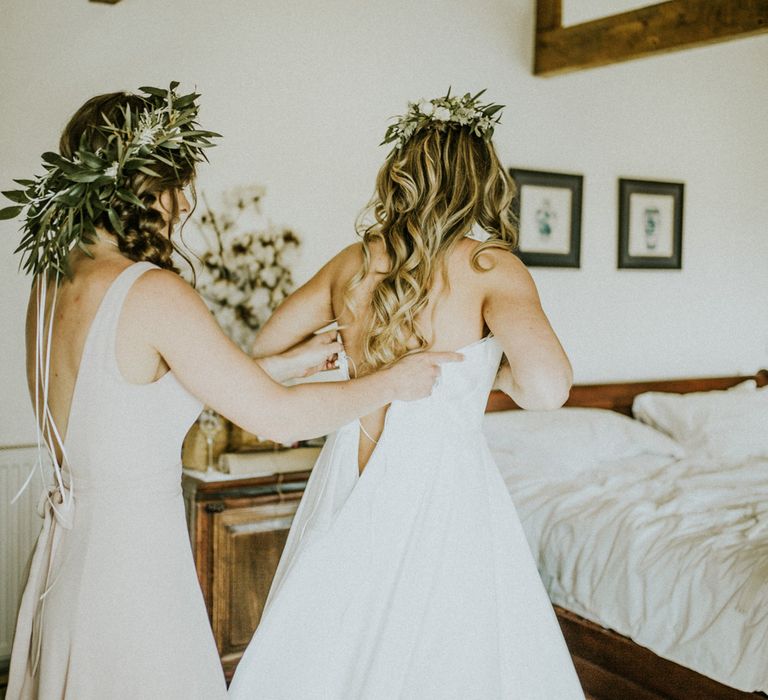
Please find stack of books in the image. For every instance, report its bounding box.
[217,446,322,477]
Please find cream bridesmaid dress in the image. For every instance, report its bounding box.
[229,335,585,699]
[7,262,227,699]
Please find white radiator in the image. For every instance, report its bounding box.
[0,446,43,662]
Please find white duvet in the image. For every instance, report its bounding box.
[487,442,768,693]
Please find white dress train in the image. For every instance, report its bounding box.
[229,336,585,699]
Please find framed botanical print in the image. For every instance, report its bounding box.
[508,168,583,268]
[618,178,684,269]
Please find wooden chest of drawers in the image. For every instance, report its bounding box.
[182,469,310,679]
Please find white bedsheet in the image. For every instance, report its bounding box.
[487,438,768,693]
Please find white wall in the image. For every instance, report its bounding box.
[562,0,657,26]
[1,0,767,446]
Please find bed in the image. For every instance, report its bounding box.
[483,370,768,700]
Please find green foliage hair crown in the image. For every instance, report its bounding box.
[0,81,220,278]
[380,88,504,150]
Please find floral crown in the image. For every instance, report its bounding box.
[380,88,504,150]
[0,81,220,278]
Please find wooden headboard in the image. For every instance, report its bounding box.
[485,369,768,416]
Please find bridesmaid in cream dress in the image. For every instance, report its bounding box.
[5,89,457,700]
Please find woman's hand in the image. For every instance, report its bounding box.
[384,351,464,402]
[256,330,342,382]
[285,330,343,378]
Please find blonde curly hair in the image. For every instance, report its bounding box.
[346,125,518,372]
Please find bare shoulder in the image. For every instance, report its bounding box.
[330,240,387,271]
[134,266,195,296]
[457,241,536,295]
[327,239,389,291]
[328,242,365,275]
[478,245,530,276]
[130,267,206,319]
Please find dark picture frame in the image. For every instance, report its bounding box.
[618,178,684,269]
[509,168,583,268]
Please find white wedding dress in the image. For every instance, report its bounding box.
[229,335,585,699]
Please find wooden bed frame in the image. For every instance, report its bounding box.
[484,369,768,700]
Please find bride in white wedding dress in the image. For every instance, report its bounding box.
[229,91,586,699]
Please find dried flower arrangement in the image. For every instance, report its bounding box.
[190,185,300,351]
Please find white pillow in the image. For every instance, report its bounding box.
[632,381,768,463]
[482,407,684,476]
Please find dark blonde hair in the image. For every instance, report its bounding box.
[59,92,196,272]
[347,126,518,371]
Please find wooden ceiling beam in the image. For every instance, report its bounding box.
[534,0,768,76]
[536,0,562,31]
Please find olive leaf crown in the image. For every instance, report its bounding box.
[0,81,220,278]
[380,88,504,150]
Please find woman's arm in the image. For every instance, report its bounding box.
[251,250,341,358]
[138,269,459,443]
[250,245,357,381]
[255,331,341,383]
[481,250,572,410]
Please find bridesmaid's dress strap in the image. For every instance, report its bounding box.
[90,261,159,376]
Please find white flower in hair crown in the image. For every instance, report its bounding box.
[380,89,504,150]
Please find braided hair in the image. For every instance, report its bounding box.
[59,92,197,272]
